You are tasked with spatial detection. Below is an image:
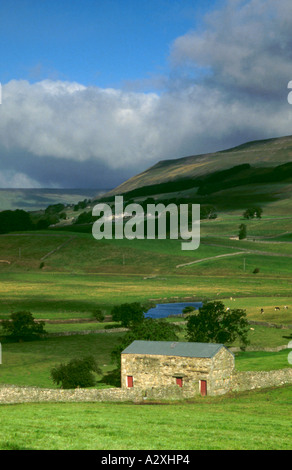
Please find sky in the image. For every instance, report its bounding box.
[0,0,292,189]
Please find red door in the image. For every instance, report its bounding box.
[176,377,183,387]
[200,380,207,396]
[127,376,133,388]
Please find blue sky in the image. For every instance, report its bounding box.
[0,0,222,89]
[0,0,291,189]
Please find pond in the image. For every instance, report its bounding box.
[144,302,203,319]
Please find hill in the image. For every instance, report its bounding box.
[102,135,292,211]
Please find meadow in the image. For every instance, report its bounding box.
[0,204,291,450]
[0,386,291,450]
[0,212,292,322]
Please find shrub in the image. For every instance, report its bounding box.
[51,356,101,389]
[1,311,46,342]
[238,223,247,240]
[111,302,145,327]
[91,309,105,322]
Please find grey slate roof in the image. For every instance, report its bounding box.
[121,340,226,358]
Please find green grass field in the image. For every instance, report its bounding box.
[0,215,292,323]
[0,203,291,450]
[0,386,291,450]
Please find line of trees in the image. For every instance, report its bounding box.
[0,210,33,234]
[0,208,65,233]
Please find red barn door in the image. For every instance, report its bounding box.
[176,377,183,387]
[200,380,207,396]
[127,376,133,388]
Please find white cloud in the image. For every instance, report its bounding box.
[170,0,292,97]
[0,80,162,168]
[0,0,292,188]
[0,170,42,188]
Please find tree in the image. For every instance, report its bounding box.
[186,301,249,348]
[45,203,65,215]
[111,302,145,327]
[243,207,263,219]
[200,205,217,220]
[103,318,182,386]
[51,356,101,389]
[1,311,47,342]
[35,214,59,230]
[238,223,247,240]
[115,317,181,355]
[91,308,105,322]
[74,211,95,225]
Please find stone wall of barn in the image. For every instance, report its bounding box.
[121,353,211,390]
[121,347,235,396]
[208,347,235,395]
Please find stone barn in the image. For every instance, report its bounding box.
[121,340,235,396]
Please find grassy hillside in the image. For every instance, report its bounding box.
[0,210,292,323]
[105,134,292,196]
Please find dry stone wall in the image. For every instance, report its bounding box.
[230,368,292,392]
[0,384,196,404]
[0,368,291,404]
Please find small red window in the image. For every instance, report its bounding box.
[176,377,183,387]
[127,376,133,388]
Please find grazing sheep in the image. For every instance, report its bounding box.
[260,308,264,314]
[226,307,230,311]
[250,327,254,331]
[275,307,280,311]
[284,305,289,309]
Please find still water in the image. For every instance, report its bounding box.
[144,302,203,319]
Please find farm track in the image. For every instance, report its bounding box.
[176,244,292,268]
[176,251,248,268]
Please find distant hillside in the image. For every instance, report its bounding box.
[0,188,106,211]
[104,135,292,198]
